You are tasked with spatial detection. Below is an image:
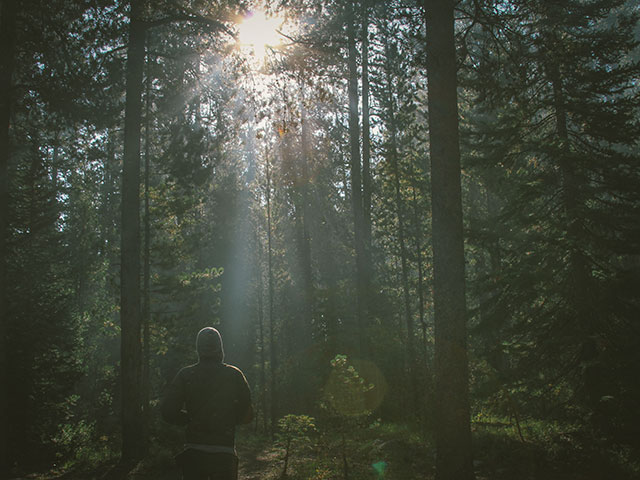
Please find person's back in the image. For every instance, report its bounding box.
[162,327,253,480]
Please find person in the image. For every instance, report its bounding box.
[162,327,253,480]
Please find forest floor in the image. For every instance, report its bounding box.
[15,419,640,480]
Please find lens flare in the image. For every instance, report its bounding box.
[324,357,387,416]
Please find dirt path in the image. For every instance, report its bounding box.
[25,435,282,480]
[236,437,281,480]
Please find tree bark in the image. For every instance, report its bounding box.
[0,1,17,476]
[120,0,146,464]
[361,0,372,269]
[141,54,152,452]
[265,149,278,435]
[383,34,419,414]
[257,254,268,433]
[411,184,429,365]
[425,1,474,479]
[346,3,367,353]
[298,83,314,350]
[295,84,315,411]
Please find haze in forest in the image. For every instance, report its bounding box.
[1,1,639,479]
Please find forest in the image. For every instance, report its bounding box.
[1,0,640,479]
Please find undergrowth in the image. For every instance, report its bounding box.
[34,415,640,480]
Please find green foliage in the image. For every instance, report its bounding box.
[276,414,317,477]
[277,414,317,440]
[53,420,116,469]
[3,0,639,477]
[461,0,640,444]
[471,411,640,479]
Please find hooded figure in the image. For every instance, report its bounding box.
[162,327,253,480]
[196,327,224,362]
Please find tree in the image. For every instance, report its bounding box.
[346,1,368,354]
[361,0,373,274]
[0,1,18,476]
[0,0,108,474]
[380,22,419,414]
[461,0,640,436]
[425,1,474,479]
[265,148,279,432]
[120,0,146,463]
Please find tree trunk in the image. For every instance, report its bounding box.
[548,61,589,297]
[120,0,146,464]
[547,52,596,408]
[0,1,17,476]
[383,35,419,414]
[346,3,366,354]
[298,84,314,350]
[257,257,268,433]
[265,150,278,435]
[296,84,315,411]
[141,55,152,451]
[361,0,372,271]
[411,183,430,367]
[425,1,474,479]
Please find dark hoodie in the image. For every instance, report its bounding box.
[161,328,252,449]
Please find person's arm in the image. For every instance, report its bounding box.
[161,369,190,426]
[239,402,254,425]
[235,369,253,425]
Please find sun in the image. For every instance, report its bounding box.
[237,10,284,60]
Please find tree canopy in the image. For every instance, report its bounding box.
[1,0,639,479]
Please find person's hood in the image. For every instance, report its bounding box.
[196,327,224,362]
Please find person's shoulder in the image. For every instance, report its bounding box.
[221,363,247,379]
[221,363,244,374]
[221,364,251,394]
